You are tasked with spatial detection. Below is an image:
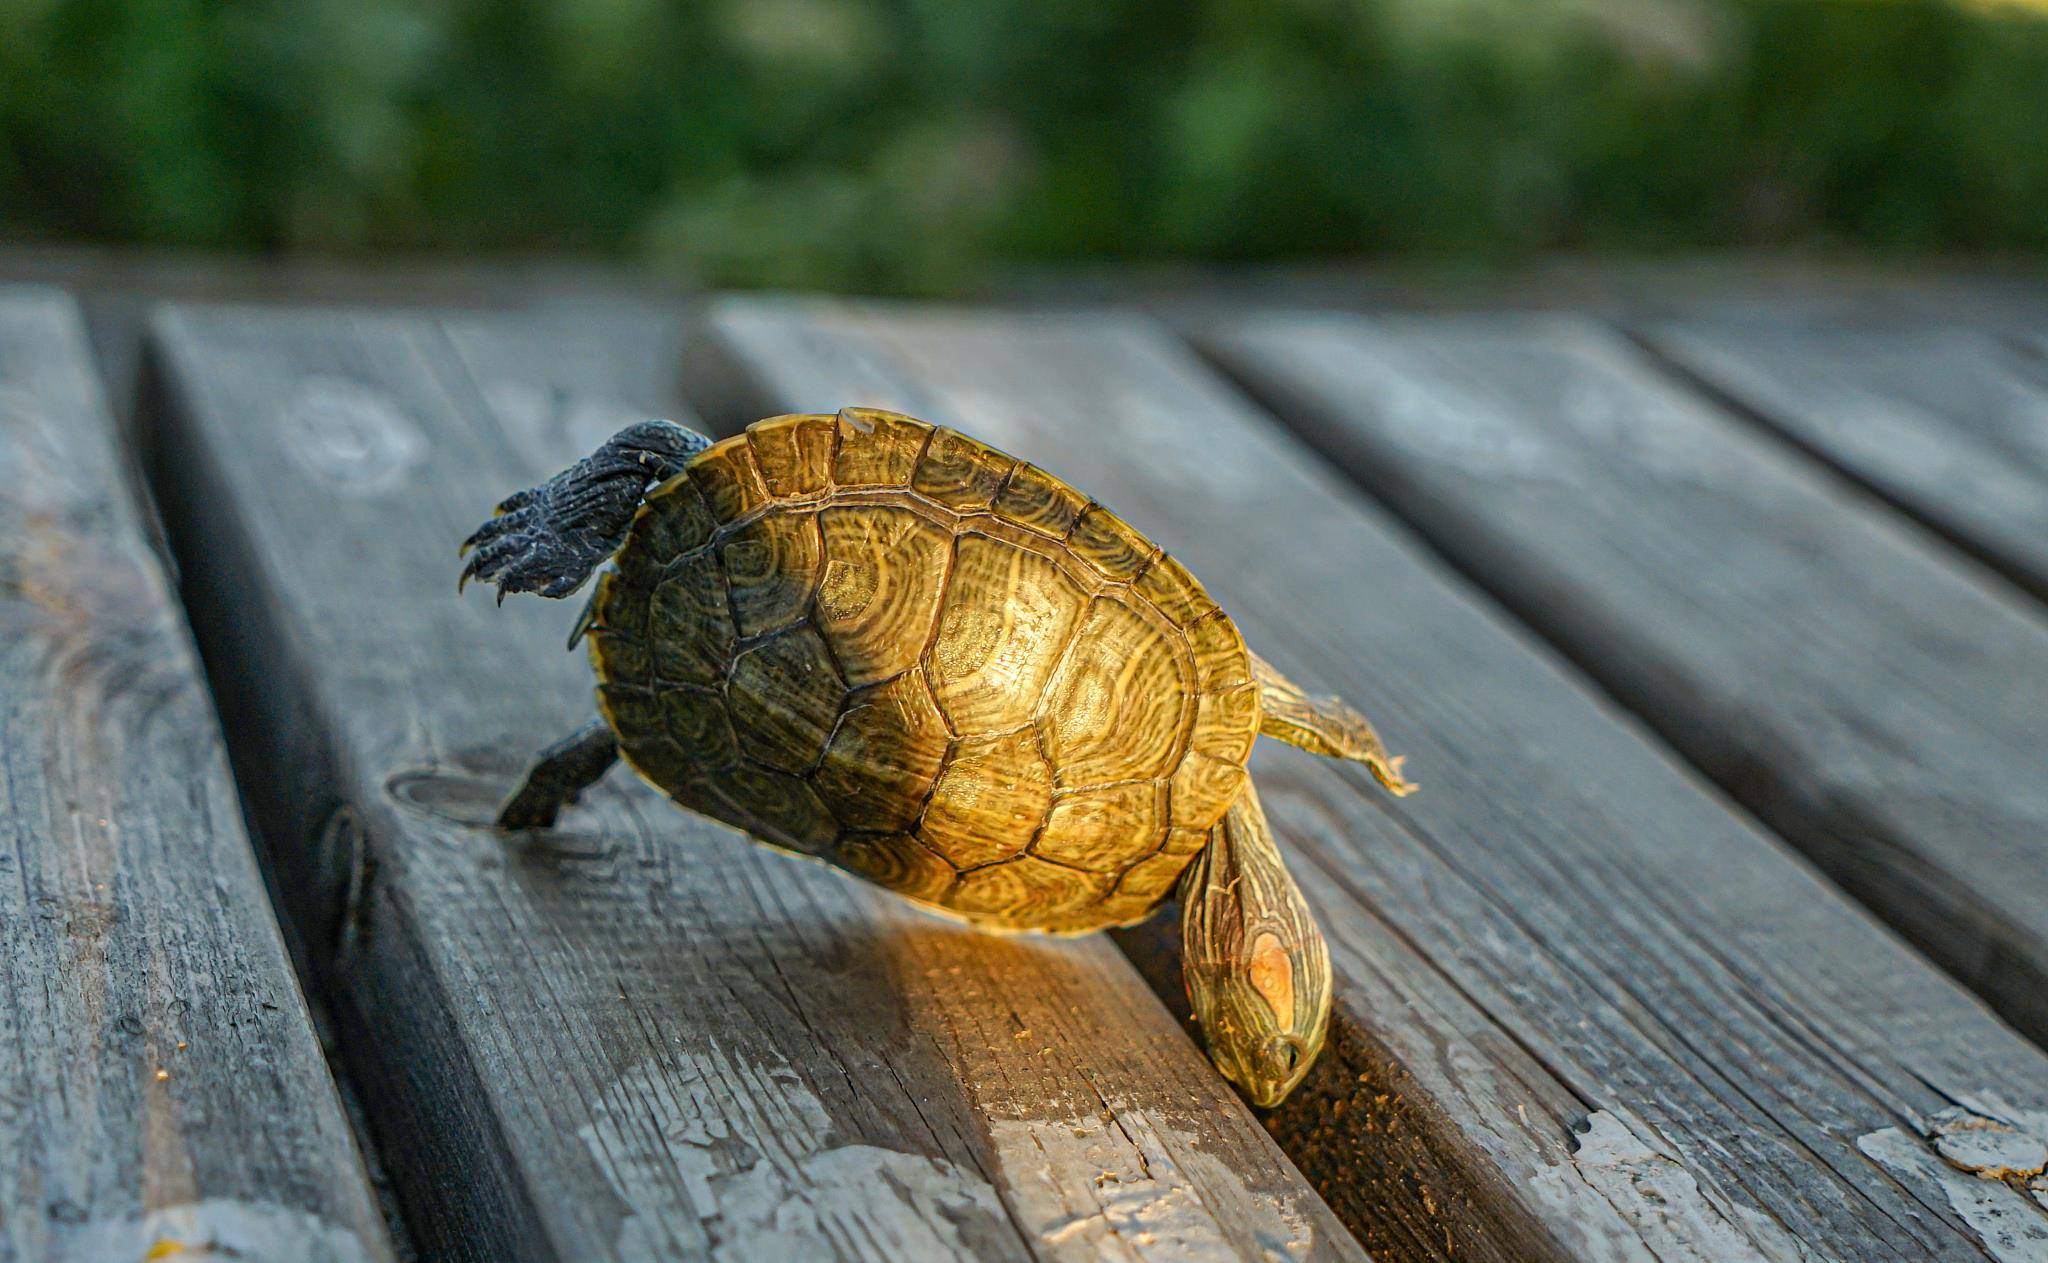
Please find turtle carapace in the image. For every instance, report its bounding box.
[460,410,1413,1106]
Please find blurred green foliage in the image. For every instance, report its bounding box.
[2,0,2046,291]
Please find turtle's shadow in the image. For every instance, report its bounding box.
[383,751,1103,1194]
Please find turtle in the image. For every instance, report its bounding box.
[460,409,1413,1106]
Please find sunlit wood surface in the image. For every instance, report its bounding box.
[9,260,2048,1262]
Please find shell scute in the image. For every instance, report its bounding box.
[1187,611,1251,692]
[927,533,1088,736]
[625,736,695,791]
[693,764,838,855]
[1169,753,1247,830]
[952,858,1111,930]
[918,728,1050,867]
[1067,503,1159,582]
[646,553,732,686]
[1041,597,1189,787]
[833,409,931,487]
[660,687,741,772]
[603,685,693,789]
[720,510,822,637]
[832,833,955,904]
[914,427,1014,512]
[587,628,650,687]
[747,414,836,498]
[725,626,846,774]
[1171,753,1245,831]
[1192,682,1261,765]
[991,462,1089,538]
[1037,782,1167,872]
[689,440,771,523]
[815,505,951,687]
[1134,556,1220,628]
[639,477,717,558]
[814,671,950,833]
[1116,849,1195,901]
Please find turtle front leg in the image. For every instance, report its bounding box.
[460,419,711,601]
[1180,781,1331,1107]
[499,720,620,830]
[1251,651,1416,796]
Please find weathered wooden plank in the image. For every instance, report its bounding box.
[1205,311,2048,1046]
[0,288,394,1262]
[145,302,1365,1263]
[690,297,2048,1263]
[1637,321,2048,604]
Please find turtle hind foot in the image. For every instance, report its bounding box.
[1249,652,1417,797]
[460,419,712,602]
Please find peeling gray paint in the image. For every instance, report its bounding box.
[988,1112,1315,1262]
[579,1049,1014,1262]
[59,1199,377,1263]
[1528,1110,1808,1263]
[1930,1107,2048,1180]
[1859,1126,2048,1263]
[577,1043,1316,1263]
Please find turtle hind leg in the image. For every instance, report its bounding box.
[1250,651,1416,796]
[499,720,620,830]
[1180,781,1332,1108]
[460,419,712,601]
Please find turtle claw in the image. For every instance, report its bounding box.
[459,419,712,605]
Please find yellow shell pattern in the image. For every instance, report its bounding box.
[586,410,1259,933]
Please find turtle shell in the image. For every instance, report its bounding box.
[585,409,1258,933]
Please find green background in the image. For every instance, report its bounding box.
[4,0,2045,292]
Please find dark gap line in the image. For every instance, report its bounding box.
[1615,320,2048,611]
[128,321,427,1263]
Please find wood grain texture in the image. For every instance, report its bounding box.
[0,288,393,1263]
[1638,321,2048,603]
[1206,312,2048,1049]
[146,302,1365,1263]
[691,297,2048,1263]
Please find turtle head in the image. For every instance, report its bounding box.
[1246,1031,1318,1109]
[1180,782,1333,1109]
[1186,953,1329,1108]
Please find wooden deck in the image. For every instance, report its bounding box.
[4,265,2048,1261]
